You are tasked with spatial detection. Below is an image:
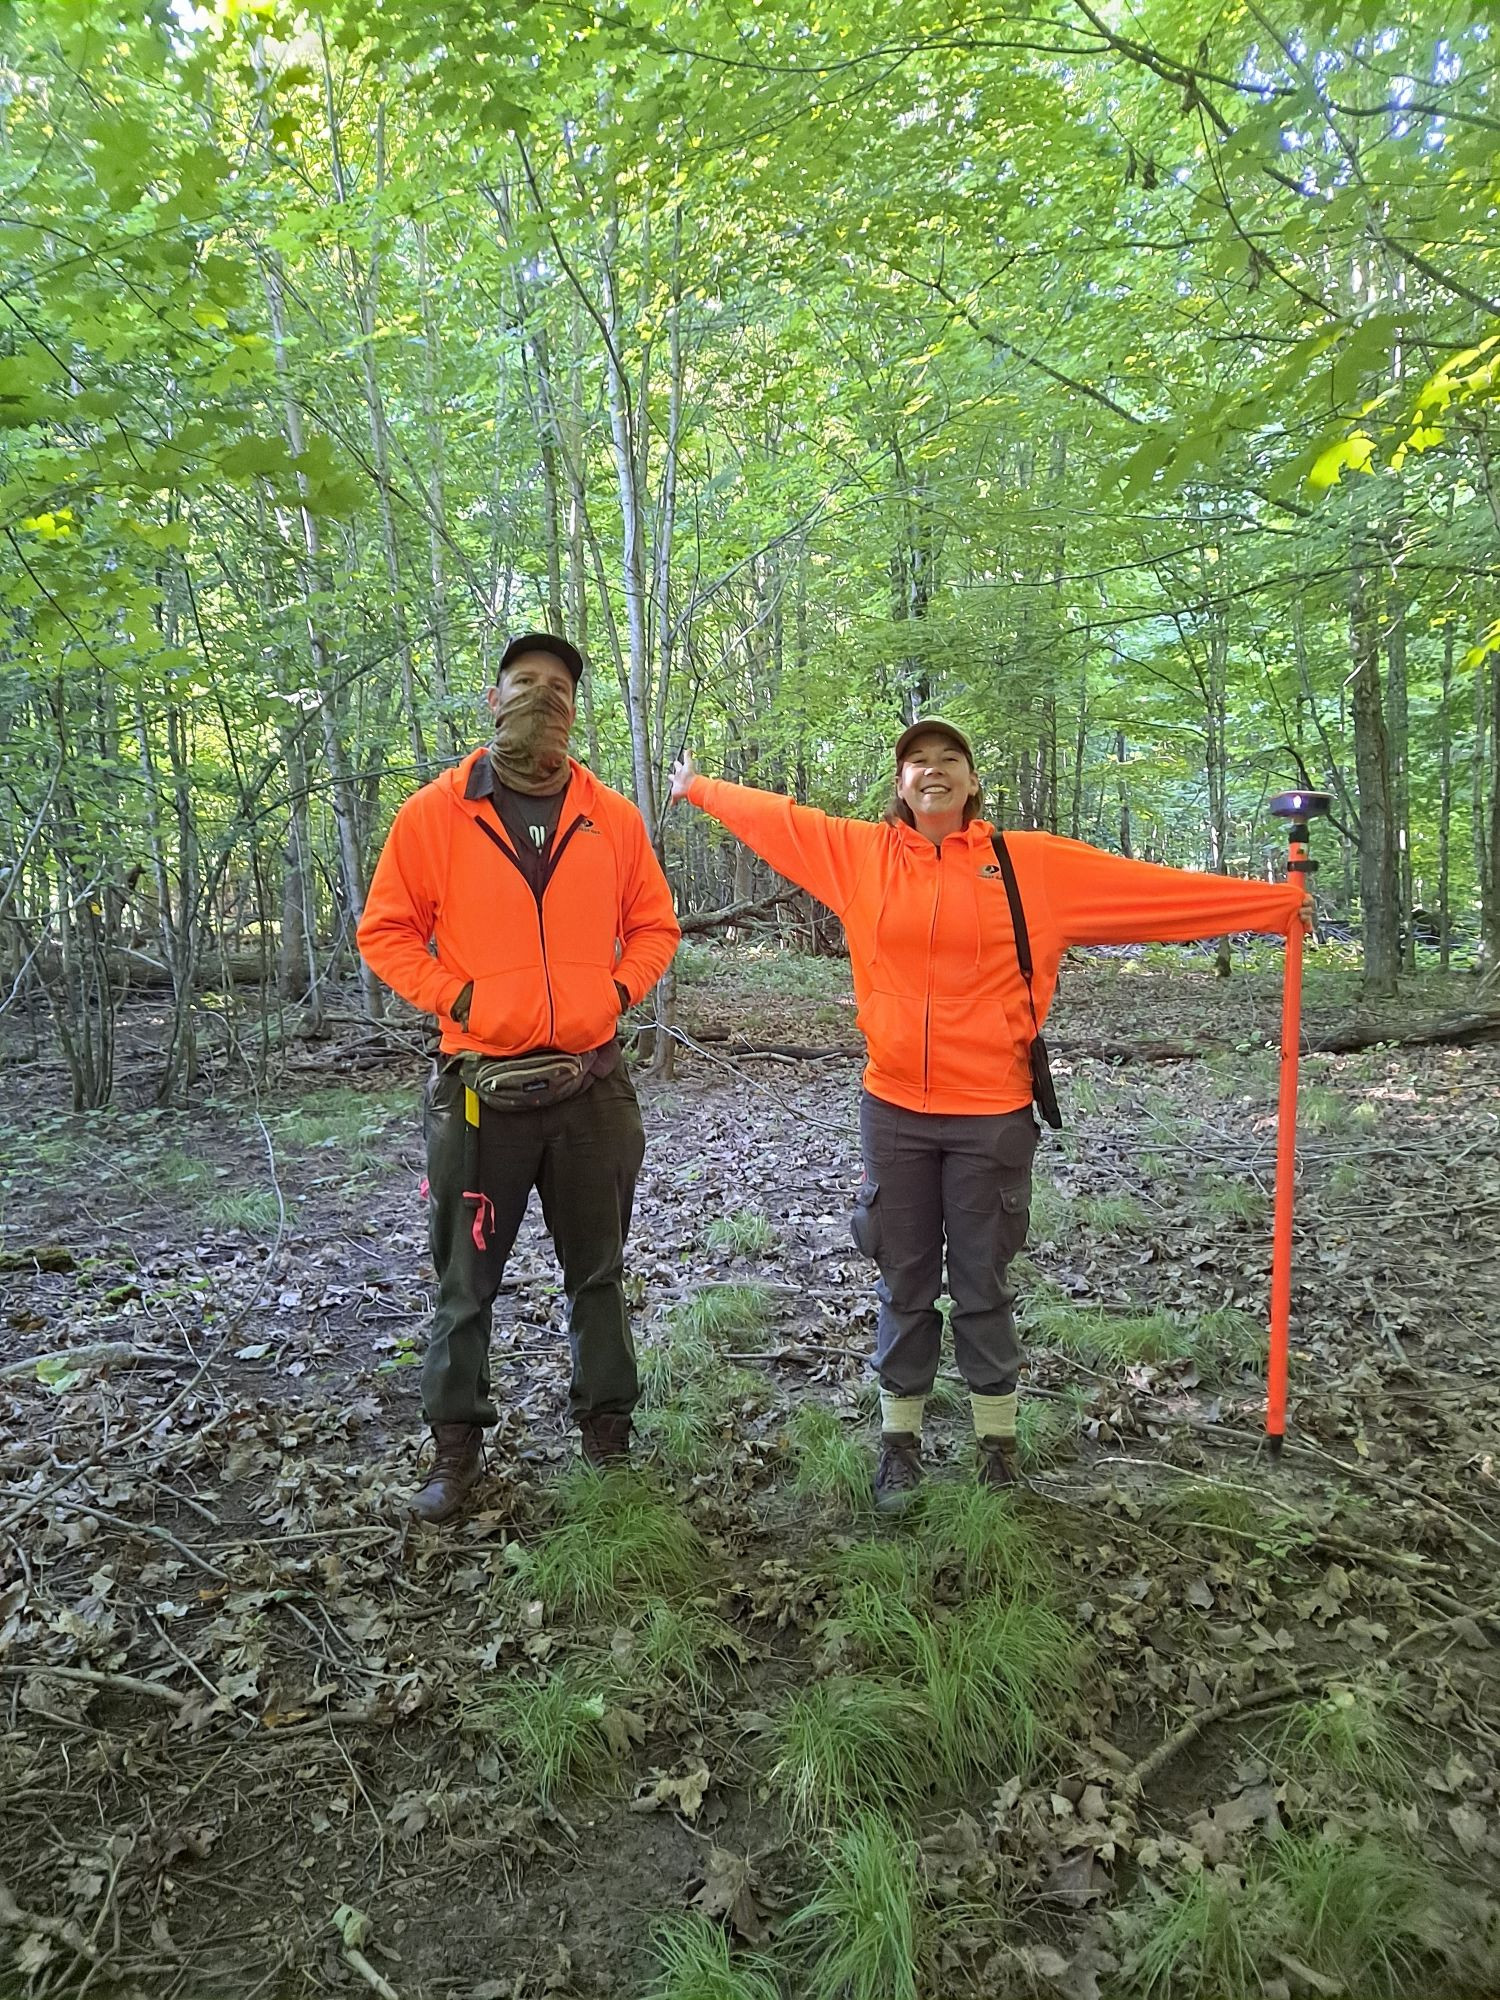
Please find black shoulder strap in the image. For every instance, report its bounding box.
[992,831,1063,1130]
[991,832,1033,986]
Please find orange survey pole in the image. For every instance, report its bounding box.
[1265,790,1330,1459]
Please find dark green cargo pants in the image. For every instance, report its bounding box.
[420,1061,645,1428]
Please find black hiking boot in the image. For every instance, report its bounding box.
[874,1431,923,1515]
[409,1422,483,1524]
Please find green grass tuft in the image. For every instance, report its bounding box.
[1149,1475,1271,1538]
[1075,1192,1150,1234]
[673,942,852,999]
[1272,1682,1419,1799]
[1193,1304,1264,1371]
[1124,1862,1272,2000]
[461,1668,614,1802]
[638,1315,714,1409]
[637,1401,718,1473]
[671,1282,775,1346]
[706,1209,777,1257]
[790,1813,924,2000]
[1015,1395,1082,1471]
[1269,1834,1444,1997]
[203,1188,280,1234]
[157,1148,210,1193]
[1032,1302,1193,1368]
[503,1474,707,1618]
[642,1916,781,2000]
[635,1600,747,1700]
[912,1481,1041,1596]
[1301,1086,1349,1133]
[925,1595,1080,1786]
[788,1405,872,1513]
[770,1680,934,1826]
[1203,1181,1267,1223]
[1127,1832,1461,2000]
[1026,1181,1075,1243]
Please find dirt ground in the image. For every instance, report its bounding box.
[2,943,1499,1999]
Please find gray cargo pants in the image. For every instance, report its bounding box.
[853,1090,1038,1398]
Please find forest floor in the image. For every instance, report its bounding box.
[2,942,1499,2000]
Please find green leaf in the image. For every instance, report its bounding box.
[1307,432,1375,492]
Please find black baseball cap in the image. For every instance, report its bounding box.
[496,631,584,685]
[893,717,975,765]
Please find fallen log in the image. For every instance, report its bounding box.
[677,888,800,936]
[1064,1006,1500,1065]
[0,1245,76,1273]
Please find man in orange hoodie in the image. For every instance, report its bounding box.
[360,635,680,1521]
[672,722,1306,1511]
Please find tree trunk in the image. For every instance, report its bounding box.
[1439,617,1454,971]
[1350,554,1400,997]
[1115,730,1132,858]
[1384,595,1414,970]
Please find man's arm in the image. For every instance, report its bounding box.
[357,799,471,1024]
[1036,833,1304,947]
[612,811,682,1005]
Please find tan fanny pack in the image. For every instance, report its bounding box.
[458,1051,593,1111]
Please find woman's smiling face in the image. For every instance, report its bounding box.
[896,732,979,830]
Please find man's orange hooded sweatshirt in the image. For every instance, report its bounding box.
[687,776,1303,1117]
[359,752,680,1057]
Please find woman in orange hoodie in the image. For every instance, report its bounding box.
[671,722,1306,1511]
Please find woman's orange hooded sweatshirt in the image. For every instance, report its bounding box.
[359,752,680,1057]
[687,776,1302,1117]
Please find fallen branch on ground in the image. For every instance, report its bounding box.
[0,1663,190,1708]
[0,1341,166,1381]
[1127,1600,1500,1792]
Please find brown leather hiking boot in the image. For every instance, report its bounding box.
[874,1431,923,1515]
[409,1422,483,1523]
[579,1413,632,1469]
[976,1435,1019,1490]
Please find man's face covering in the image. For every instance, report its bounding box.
[490,675,575,794]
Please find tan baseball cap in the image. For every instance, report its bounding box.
[893,717,975,766]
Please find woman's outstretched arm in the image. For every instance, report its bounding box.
[670,755,883,919]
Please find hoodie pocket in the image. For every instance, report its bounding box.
[466,969,550,1052]
[549,963,621,1053]
[854,988,923,1091]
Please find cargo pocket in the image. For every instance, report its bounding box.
[850,1179,881,1259]
[998,1180,1031,1260]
